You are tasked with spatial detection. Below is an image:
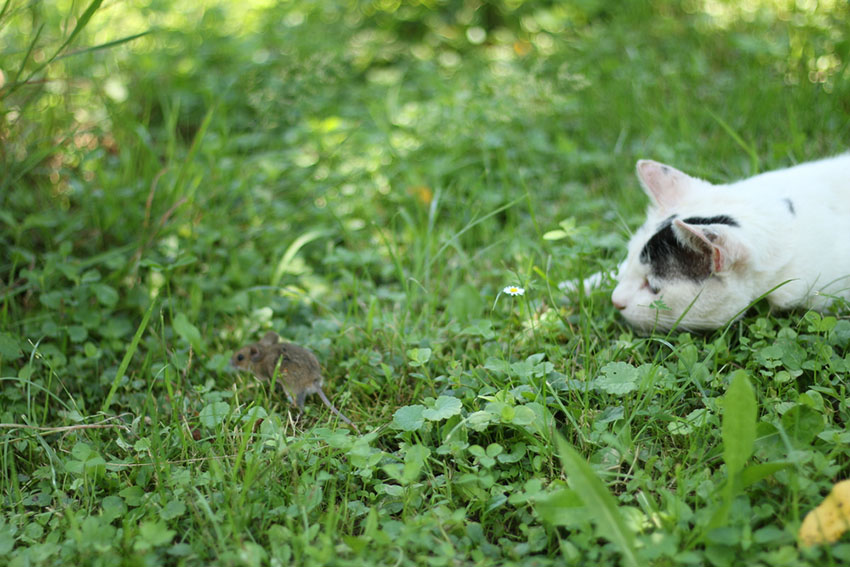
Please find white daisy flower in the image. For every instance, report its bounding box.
[502,285,525,296]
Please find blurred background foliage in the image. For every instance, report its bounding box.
[1,0,848,393]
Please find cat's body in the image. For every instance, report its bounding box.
[598,154,850,332]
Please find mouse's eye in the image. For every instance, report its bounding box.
[236,354,245,362]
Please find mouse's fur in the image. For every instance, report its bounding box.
[231,332,357,430]
[604,154,850,332]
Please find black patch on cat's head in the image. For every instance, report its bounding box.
[640,223,711,281]
[681,215,739,227]
[657,215,676,230]
[784,199,795,215]
[639,215,738,281]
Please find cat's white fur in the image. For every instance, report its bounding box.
[602,154,850,332]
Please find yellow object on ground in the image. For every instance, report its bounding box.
[799,480,850,547]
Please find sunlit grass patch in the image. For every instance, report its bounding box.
[1,0,849,565]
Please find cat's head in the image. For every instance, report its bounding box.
[612,160,756,332]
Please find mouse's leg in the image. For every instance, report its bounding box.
[295,391,307,409]
[276,382,296,405]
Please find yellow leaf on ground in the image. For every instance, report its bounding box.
[799,480,850,547]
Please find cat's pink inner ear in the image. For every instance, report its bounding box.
[672,219,731,273]
[710,246,725,273]
[636,160,693,210]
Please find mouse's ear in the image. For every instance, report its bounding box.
[260,332,280,346]
[636,160,705,211]
[249,345,263,362]
[672,218,748,274]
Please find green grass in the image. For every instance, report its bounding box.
[2,0,850,565]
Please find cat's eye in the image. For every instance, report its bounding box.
[642,278,660,295]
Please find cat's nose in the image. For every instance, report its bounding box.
[612,298,626,310]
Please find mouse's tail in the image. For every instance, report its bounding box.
[317,388,359,432]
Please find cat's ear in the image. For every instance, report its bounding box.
[672,218,746,274]
[636,160,699,210]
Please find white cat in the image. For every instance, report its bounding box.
[588,154,850,332]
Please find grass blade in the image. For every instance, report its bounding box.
[56,30,154,61]
[171,104,216,196]
[11,0,105,94]
[271,230,330,287]
[556,435,643,567]
[51,0,105,60]
[10,23,44,87]
[101,298,157,413]
[707,110,760,173]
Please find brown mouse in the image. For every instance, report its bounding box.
[231,331,358,431]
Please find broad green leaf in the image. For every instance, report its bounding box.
[199,402,230,428]
[594,362,640,395]
[173,312,204,354]
[0,332,23,359]
[722,370,757,477]
[483,357,511,375]
[406,347,432,367]
[72,442,93,461]
[102,317,133,339]
[392,405,426,431]
[40,290,65,309]
[401,444,431,484]
[79,516,115,549]
[119,486,145,507]
[597,406,625,425]
[467,410,495,431]
[92,283,119,307]
[510,360,535,378]
[81,269,101,283]
[135,520,175,550]
[241,406,268,423]
[536,488,591,527]
[84,342,100,358]
[422,396,462,421]
[461,319,495,340]
[556,436,642,567]
[509,405,536,426]
[160,500,187,521]
[468,445,486,457]
[497,443,527,464]
[780,404,823,447]
[68,325,88,342]
[740,462,792,489]
[0,523,14,555]
[101,495,126,523]
[23,522,44,541]
[543,218,579,241]
[542,229,569,240]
